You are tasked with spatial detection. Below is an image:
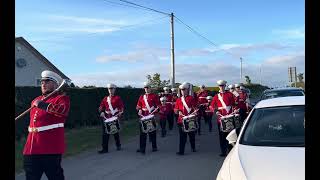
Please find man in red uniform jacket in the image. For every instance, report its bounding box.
[174,82,198,155]
[159,97,172,137]
[235,85,251,123]
[204,96,214,132]
[136,82,161,154]
[162,87,175,130]
[23,70,70,180]
[98,83,124,154]
[209,80,236,157]
[196,84,210,135]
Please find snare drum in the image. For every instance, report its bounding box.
[233,114,242,129]
[220,114,235,132]
[182,114,198,132]
[104,116,120,134]
[140,114,157,133]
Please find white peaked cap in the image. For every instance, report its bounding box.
[163,87,169,91]
[179,82,189,89]
[217,80,227,86]
[171,88,177,92]
[228,84,235,89]
[160,97,167,101]
[235,84,240,88]
[206,96,213,100]
[199,84,205,88]
[107,83,116,88]
[225,86,230,91]
[240,86,245,90]
[41,70,63,85]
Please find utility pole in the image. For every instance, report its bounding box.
[240,57,243,83]
[170,13,175,88]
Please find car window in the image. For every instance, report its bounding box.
[240,105,305,147]
[261,90,304,100]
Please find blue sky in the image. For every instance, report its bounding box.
[16,0,305,88]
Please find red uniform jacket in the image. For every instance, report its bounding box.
[210,91,235,124]
[159,103,172,120]
[235,90,249,111]
[174,95,197,124]
[205,101,214,117]
[99,95,124,118]
[136,93,161,116]
[23,93,70,155]
[196,90,209,105]
[163,94,174,112]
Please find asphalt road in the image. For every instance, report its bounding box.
[16,118,226,180]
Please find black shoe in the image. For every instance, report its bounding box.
[136,149,145,154]
[117,146,121,151]
[192,149,197,152]
[219,153,227,157]
[152,148,158,152]
[98,149,108,154]
[176,152,184,155]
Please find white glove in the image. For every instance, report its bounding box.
[100,112,106,118]
[138,110,143,116]
[216,111,221,116]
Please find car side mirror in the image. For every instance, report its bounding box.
[226,129,238,146]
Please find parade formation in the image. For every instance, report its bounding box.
[19,70,252,180]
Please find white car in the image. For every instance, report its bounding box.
[216,96,305,180]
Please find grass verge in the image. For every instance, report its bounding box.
[15,119,139,174]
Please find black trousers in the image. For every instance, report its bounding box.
[160,119,167,136]
[217,124,233,154]
[178,124,196,153]
[101,123,121,151]
[167,111,174,130]
[197,107,207,134]
[204,114,213,132]
[24,154,64,180]
[235,109,248,136]
[139,127,157,152]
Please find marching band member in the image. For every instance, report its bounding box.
[228,84,235,93]
[235,85,251,124]
[162,87,175,130]
[196,84,209,135]
[174,82,198,155]
[204,96,214,132]
[23,70,70,180]
[136,82,161,154]
[171,88,179,127]
[209,80,236,157]
[98,83,124,154]
[159,97,173,137]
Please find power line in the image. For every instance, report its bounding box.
[174,15,239,58]
[118,0,170,16]
[104,0,147,11]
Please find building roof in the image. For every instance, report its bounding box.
[255,96,305,109]
[15,37,70,80]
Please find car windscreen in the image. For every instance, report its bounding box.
[261,90,304,100]
[240,105,305,147]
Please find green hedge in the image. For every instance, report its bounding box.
[15,87,144,140]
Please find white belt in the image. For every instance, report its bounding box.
[28,123,64,133]
[218,106,231,110]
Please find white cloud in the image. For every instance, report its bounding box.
[48,15,128,26]
[71,51,304,88]
[272,28,305,39]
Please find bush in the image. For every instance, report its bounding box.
[15,87,144,140]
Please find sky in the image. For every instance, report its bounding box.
[15,0,305,88]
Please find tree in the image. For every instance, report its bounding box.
[297,73,304,83]
[69,83,75,88]
[146,73,169,89]
[245,76,251,85]
[123,85,133,88]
